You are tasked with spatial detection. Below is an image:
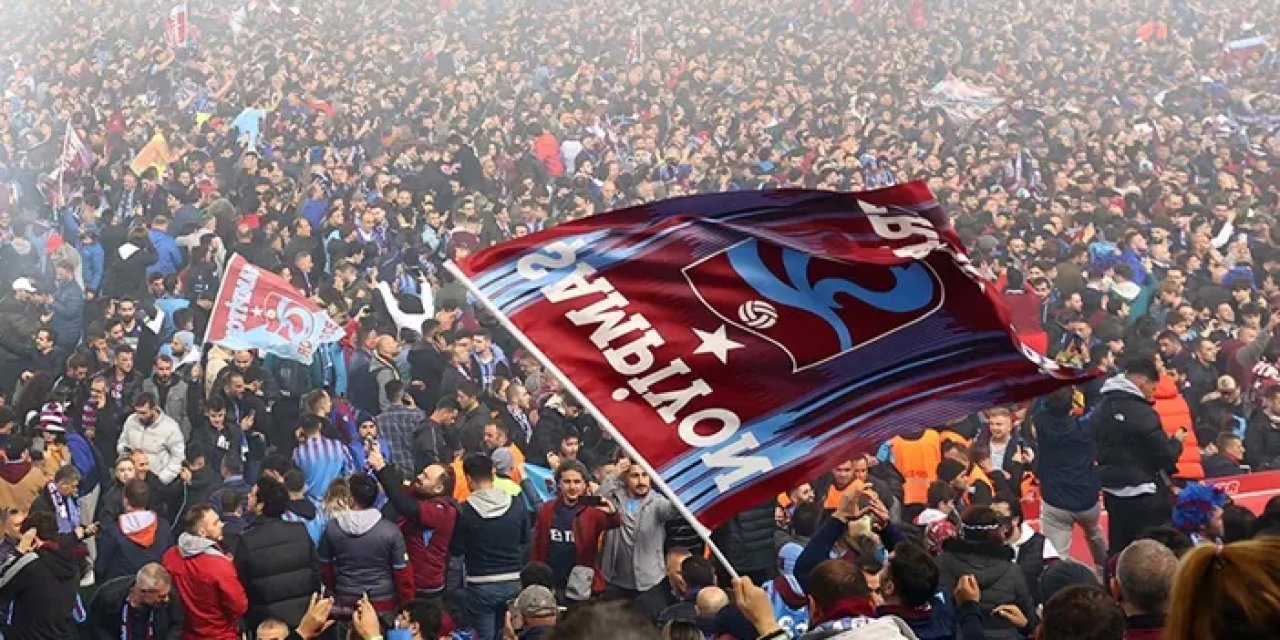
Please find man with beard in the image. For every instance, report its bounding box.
[105,346,144,410]
[213,371,267,455]
[500,383,535,453]
[414,398,459,470]
[407,320,450,411]
[368,446,458,600]
[141,355,192,442]
[162,504,246,640]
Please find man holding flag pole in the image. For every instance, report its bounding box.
[444,181,1095,577]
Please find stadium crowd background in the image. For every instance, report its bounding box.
[0,0,1279,638]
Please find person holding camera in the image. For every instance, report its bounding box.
[530,460,619,604]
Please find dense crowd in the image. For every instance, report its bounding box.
[2,0,1280,638]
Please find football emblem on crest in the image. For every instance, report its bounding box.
[737,300,778,329]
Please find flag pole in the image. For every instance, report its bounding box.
[56,123,72,210]
[443,260,741,580]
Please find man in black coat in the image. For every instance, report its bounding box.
[1245,386,1280,471]
[84,563,183,640]
[0,511,82,640]
[233,475,320,631]
[1089,354,1183,554]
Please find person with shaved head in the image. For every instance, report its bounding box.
[372,334,403,413]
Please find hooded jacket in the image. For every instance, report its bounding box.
[0,540,80,640]
[283,496,327,545]
[95,509,174,582]
[161,533,248,640]
[450,486,529,582]
[934,537,1037,640]
[147,229,183,277]
[234,516,319,630]
[101,240,158,300]
[1089,375,1180,491]
[318,509,413,610]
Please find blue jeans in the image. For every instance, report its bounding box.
[465,579,520,640]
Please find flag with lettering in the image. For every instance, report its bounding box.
[452,182,1095,529]
[207,254,344,364]
[165,3,189,48]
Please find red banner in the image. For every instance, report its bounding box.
[206,254,343,364]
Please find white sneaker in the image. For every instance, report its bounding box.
[80,569,95,588]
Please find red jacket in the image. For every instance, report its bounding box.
[162,540,248,640]
[531,498,620,594]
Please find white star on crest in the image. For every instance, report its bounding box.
[250,306,263,317]
[693,325,744,364]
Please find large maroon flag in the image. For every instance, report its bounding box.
[451,182,1093,530]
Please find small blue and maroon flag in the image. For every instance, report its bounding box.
[450,181,1093,530]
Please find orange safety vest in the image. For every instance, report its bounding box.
[823,485,842,511]
[890,429,942,506]
[965,466,994,506]
[451,458,471,503]
[939,430,971,452]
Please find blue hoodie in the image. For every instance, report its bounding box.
[147,229,183,277]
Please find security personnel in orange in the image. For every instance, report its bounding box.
[887,428,942,507]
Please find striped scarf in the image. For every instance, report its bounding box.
[80,401,98,435]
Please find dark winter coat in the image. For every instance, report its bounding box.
[233,516,320,630]
[1245,408,1280,471]
[101,241,158,301]
[94,511,175,582]
[1033,397,1101,512]
[711,499,778,578]
[0,539,80,640]
[1089,376,1179,490]
[85,574,184,640]
[935,537,1038,640]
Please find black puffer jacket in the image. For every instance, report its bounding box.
[233,516,320,630]
[0,540,80,640]
[1089,375,1179,490]
[711,499,777,580]
[935,537,1038,640]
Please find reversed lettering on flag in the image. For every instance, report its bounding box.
[457,183,1095,528]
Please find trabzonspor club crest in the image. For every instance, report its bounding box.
[682,238,944,371]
